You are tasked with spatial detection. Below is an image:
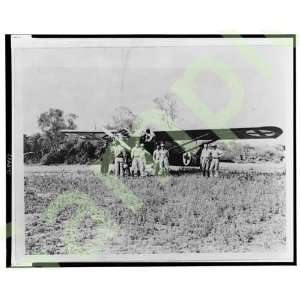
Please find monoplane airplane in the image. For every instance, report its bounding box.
[60,126,283,167]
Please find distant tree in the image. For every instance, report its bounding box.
[38,108,77,133]
[24,109,105,165]
[23,134,31,153]
[153,93,178,128]
[109,106,137,132]
[37,134,52,156]
[23,133,44,163]
[66,113,78,130]
[37,108,78,151]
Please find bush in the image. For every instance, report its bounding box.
[40,150,67,165]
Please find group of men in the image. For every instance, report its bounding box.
[200,143,224,177]
[101,138,224,178]
[107,140,170,177]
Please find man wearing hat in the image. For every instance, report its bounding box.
[158,142,169,176]
[131,142,147,176]
[138,143,147,176]
[200,143,212,177]
[100,142,113,175]
[152,144,160,176]
[209,144,224,177]
[114,141,126,177]
[131,141,141,176]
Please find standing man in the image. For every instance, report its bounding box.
[200,143,212,177]
[100,143,113,175]
[131,141,141,176]
[210,144,224,177]
[152,144,160,175]
[122,149,131,177]
[114,142,125,177]
[138,143,147,176]
[158,142,169,176]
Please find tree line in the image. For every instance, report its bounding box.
[24,94,179,165]
[24,108,100,165]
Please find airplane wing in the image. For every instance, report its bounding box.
[152,126,283,142]
[60,130,109,140]
[60,130,112,147]
[60,128,131,149]
[61,126,282,154]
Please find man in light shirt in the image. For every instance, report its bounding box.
[114,142,125,177]
[200,143,212,177]
[158,142,169,176]
[131,141,141,176]
[152,144,160,175]
[210,144,224,177]
[138,143,147,176]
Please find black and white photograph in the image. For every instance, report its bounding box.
[7,35,295,266]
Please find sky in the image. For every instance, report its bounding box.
[13,38,293,144]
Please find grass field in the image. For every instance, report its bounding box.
[24,163,286,255]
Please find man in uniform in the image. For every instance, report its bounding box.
[100,143,113,175]
[122,149,131,177]
[200,143,212,177]
[131,141,140,176]
[158,142,169,176]
[114,142,125,177]
[152,144,160,175]
[138,143,147,176]
[210,144,224,177]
